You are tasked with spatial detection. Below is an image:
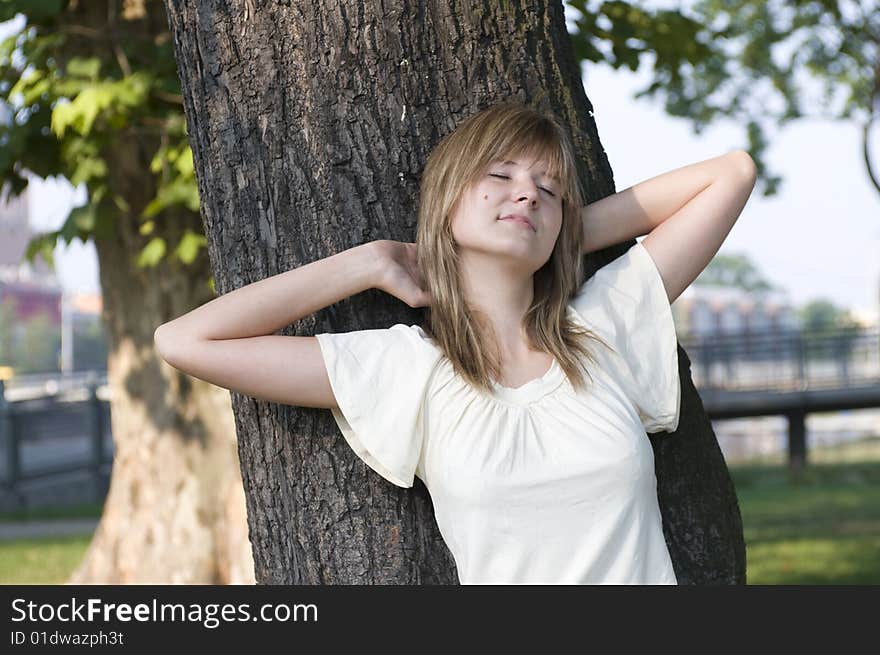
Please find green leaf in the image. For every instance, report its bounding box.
[149,148,165,174]
[66,57,101,80]
[9,69,44,99]
[23,231,59,270]
[51,84,113,137]
[141,177,200,218]
[139,220,155,236]
[69,154,107,185]
[57,204,95,244]
[70,204,96,232]
[136,237,166,268]
[174,229,207,264]
[50,75,150,138]
[111,193,129,213]
[175,146,194,177]
[50,99,77,138]
[22,77,51,105]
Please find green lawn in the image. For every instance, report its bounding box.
[1,437,878,584]
[729,437,880,585]
[0,503,102,584]
[0,535,93,584]
[0,501,104,523]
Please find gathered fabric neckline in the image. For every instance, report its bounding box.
[489,357,565,405]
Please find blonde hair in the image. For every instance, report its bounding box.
[416,101,610,395]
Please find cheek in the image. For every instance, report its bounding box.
[551,212,564,241]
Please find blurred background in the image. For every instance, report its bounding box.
[0,0,877,584]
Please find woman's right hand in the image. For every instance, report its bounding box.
[369,240,433,308]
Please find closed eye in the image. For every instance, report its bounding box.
[489,173,556,197]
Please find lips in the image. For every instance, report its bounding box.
[499,214,535,232]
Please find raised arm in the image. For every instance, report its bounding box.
[580,150,758,304]
[153,243,380,408]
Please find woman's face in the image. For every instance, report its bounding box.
[449,153,563,272]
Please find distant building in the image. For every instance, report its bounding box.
[70,292,102,317]
[0,280,61,324]
[63,291,106,372]
[0,184,62,324]
[671,284,800,339]
[1,185,107,372]
[0,184,54,278]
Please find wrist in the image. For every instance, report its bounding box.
[353,241,383,290]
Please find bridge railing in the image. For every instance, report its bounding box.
[0,372,112,510]
[678,326,880,392]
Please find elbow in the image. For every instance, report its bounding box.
[155,322,207,374]
[154,322,186,368]
[728,149,757,184]
[153,323,172,365]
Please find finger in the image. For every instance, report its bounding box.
[407,283,431,308]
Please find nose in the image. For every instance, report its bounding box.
[515,179,539,206]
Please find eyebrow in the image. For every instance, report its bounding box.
[499,159,552,177]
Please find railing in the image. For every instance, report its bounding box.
[2,370,109,401]
[678,326,880,392]
[0,372,112,509]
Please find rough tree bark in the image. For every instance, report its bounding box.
[162,0,746,584]
[57,3,254,583]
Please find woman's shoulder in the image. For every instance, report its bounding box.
[389,322,440,347]
[380,323,445,367]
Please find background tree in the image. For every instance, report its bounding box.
[0,299,60,373]
[163,0,746,584]
[694,252,777,292]
[800,298,859,331]
[0,1,253,583]
[72,313,109,371]
[16,310,60,373]
[799,297,861,359]
[566,0,879,198]
[0,297,16,365]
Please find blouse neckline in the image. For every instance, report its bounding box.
[484,305,587,406]
[489,357,565,405]
[415,306,583,406]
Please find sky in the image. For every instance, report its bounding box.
[7,3,880,323]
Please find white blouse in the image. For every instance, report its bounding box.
[315,240,681,584]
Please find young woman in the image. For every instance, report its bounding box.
[154,102,757,584]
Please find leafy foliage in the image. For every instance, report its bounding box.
[0,1,202,270]
[694,252,777,291]
[566,0,879,197]
[799,298,860,331]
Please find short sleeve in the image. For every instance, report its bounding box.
[314,324,441,488]
[570,241,681,433]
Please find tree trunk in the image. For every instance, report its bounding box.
[67,129,255,584]
[163,0,745,584]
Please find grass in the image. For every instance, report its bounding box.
[1,438,878,584]
[0,501,104,523]
[728,436,880,585]
[0,535,92,584]
[0,502,102,584]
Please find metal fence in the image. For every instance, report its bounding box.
[678,326,880,392]
[0,372,113,511]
